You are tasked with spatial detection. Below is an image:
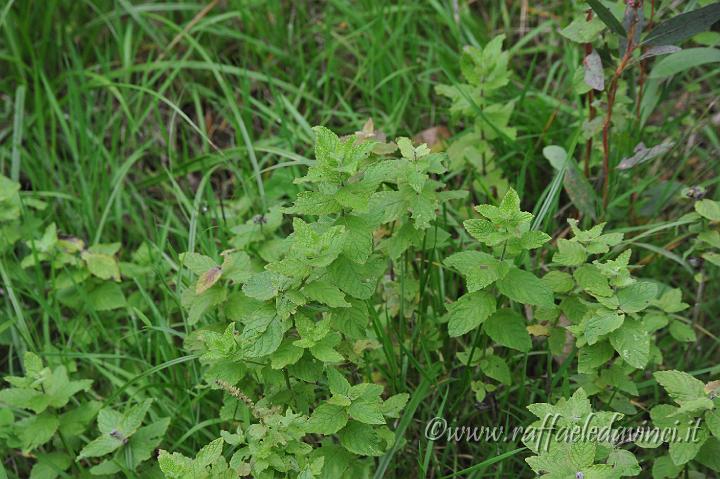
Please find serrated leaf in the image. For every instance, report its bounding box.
[496,267,554,307]
[77,434,124,460]
[348,396,385,425]
[483,308,531,352]
[302,280,351,308]
[445,291,496,337]
[610,319,650,369]
[443,251,509,292]
[617,281,658,313]
[338,421,384,456]
[308,403,348,435]
[553,239,588,266]
[654,370,706,403]
[82,252,121,281]
[585,308,624,345]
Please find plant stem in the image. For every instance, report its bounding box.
[601,5,641,210]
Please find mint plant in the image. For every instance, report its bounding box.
[443,188,551,393]
[164,126,465,477]
[0,352,99,479]
[525,387,640,478]
[436,35,515,197]
[77,398,169,475]
[642,370,720,476]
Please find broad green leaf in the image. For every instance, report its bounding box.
[328,255,385,300]
[695,198,720,221]
[654,370,706,403]
[578,341,614,373]
[82,252,120,281]
[479,355,511,385]
[381,394,409,418]
[553,239,587,266]
[574,264,613,297]
[88,282,126,311]
[483,308,531,352]
[288,191,343,215]
[348,396,385,425]
[542,271,575,293]
[496,268,554,307]
[16,413,59,451]
[610,319,650,369]
[179,252,216,275]
[338,421,384,456]
[302,281,351,308]
[585,308,624,345]
[560,16,606,43]
[445,291,496,337]
[195,437,224,467]
[443,251,509,292]
[617,281,658,313]
[668,321,696,343]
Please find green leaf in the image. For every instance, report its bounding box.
[195,437,224,467]
[585,308,624,345]
[552,239,587,266]
[578,341,614,373]
[668,321,696,343]
[617,281,658,313]
[560,16,606,43]
[348,396,385,425]
[695,198,720,221]
[542,271,575,293]
[479,355,511,385]
[654,370,707,403]
[610,319,650,369]
[644,4,720,46]
[445,291,496,337]
[241,314,285,358]
[650,48,720,78]
[443,251,509,292]
[302,281,351,308]
[270,341,304,369]
[338,421,384,456]
[180,252,217,275]
[16,413,59,452]
[77,434,124,460]
[586,0,626,37]
[29,452,72,479]
[288,191,343,215]
[88,282,126,311]
[328,255,385,300]
[242,271,280,301]
[496,267,554,307]
[483,308,531,352]
[574,264,613,297]
[381,394,409,418]
[82,252,121,281]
